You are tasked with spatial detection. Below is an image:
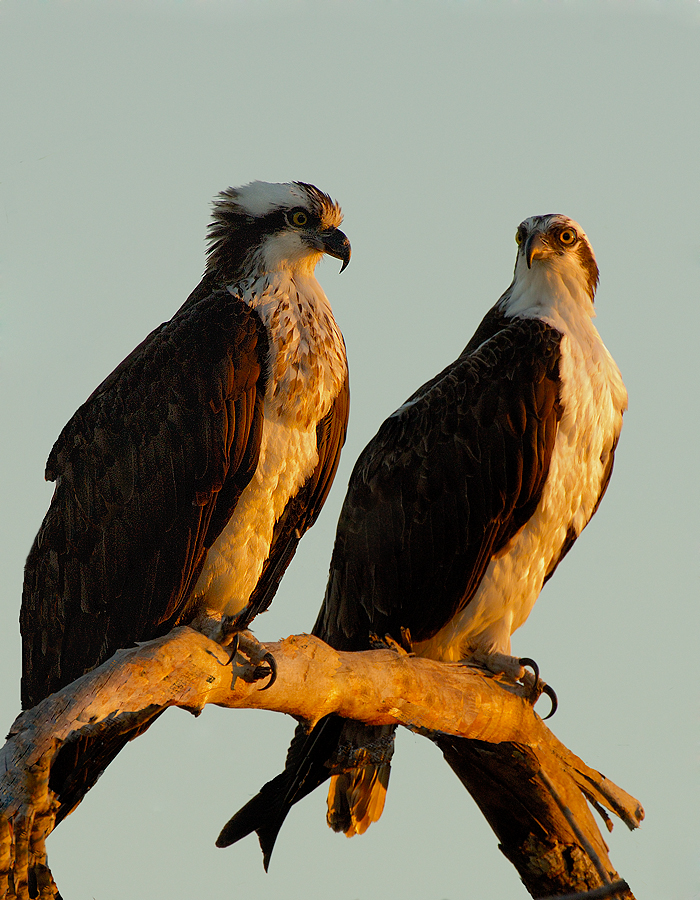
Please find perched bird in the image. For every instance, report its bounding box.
[20,180,351,821]
[218,214,628,867]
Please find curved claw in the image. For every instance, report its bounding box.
[256,651,277,691]
[541,683,558,720]
[518,656,540,694]
[518,656,558,719]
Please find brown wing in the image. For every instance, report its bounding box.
[216,311,565,864]
[316,314,563,649]
[20,287,268,709]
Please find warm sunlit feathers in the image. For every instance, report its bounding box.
[292,182,344,230]
[514,214,599,301]
[205,181,343,279]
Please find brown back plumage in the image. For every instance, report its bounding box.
[217,308,566,861]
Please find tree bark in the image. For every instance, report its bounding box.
[0,627,643,900]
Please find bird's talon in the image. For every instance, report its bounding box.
[256,652,277,691]
[518,656,558,718]
[541,683,558,719]
[518,656,540,691]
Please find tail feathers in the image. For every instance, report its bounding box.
[216,771,291,871]
[217,718,395,867]
[326,763,391,836]
[325,721,396,836]
[217,715,344,869]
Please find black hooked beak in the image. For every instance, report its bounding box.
[321,228,351,272]
[525,232,550,269]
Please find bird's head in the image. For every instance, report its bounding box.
[513,214,599,304]
[205,181,351,281]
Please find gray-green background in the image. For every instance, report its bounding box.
[1,2,698,898]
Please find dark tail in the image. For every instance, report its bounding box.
[216,715,344,870]
[216,770,293,871]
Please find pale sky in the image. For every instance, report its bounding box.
[1,2,698,898]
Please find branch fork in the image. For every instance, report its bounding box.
[0,627,643,899]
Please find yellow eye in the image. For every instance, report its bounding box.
[559,228,576,245]
[291,210,308,227]
[515,230,523,245]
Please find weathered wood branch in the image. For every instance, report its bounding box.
[0,627,643,899]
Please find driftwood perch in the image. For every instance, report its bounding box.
[0,627,643,899]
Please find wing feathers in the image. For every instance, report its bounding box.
[21,289,268,708]
[317,313,563,650]
[221,311,564,863]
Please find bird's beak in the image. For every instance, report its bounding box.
[525,233,551,269]
[320,228,352,272]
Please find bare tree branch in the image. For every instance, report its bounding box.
[538,881,631,900]
[0,627,643,899]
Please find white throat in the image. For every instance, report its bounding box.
[502,255,596,324]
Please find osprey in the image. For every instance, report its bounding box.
[20,180,351,820]
[218,214,628,866]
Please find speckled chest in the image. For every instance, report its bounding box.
[192,272,346,617]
